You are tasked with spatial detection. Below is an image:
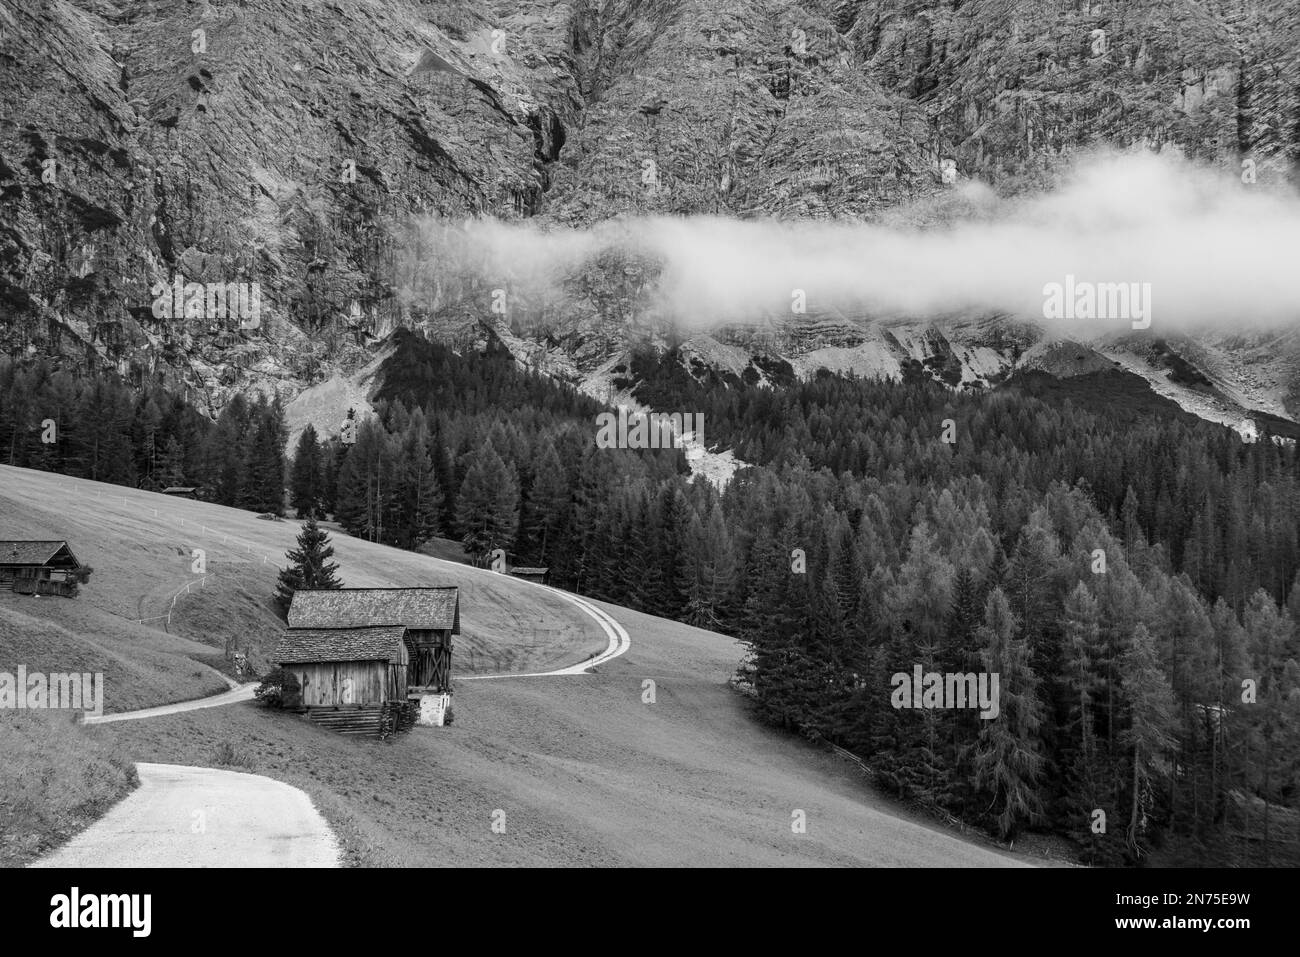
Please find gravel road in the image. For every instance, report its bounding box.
[31,763,340,868]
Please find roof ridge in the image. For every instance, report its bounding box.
[320,586,459,591]
[286,624,406,631]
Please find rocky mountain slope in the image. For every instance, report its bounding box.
[2,0,1298,435]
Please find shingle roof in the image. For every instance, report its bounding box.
[0,541,80,567]
[274,626,410,664]
[509,567,549,576]
[287,587,460,633]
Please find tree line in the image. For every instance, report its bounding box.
[5,332,1299,864]
[0,357,285,514]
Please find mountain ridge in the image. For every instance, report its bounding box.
[2,0,1298,431]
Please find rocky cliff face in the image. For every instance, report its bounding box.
[847,0,1299,187]
[0,0,579,413]
[2,0,1298,431]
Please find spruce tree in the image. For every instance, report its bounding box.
[290,424,324,518]
[391,415,442,549]
[159,435,186,488]
[334,418,394,541]
[679,507,737,630]
[275,516,343,616]
[523,437,569,564]
[240,399,287,514]
[457,440,520,562]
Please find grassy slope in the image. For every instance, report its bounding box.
[0,464,606,865]
[1,464,1034,867]
[0,712,136,866]
[0,464,606,684]
[98,602,1038,867]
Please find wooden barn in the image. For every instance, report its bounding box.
[276,587,460,732]
[274,625,413,707]
[0,541,83,595]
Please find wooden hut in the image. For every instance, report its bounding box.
[161,486,200,499]
[274,625,413,707]
[0,541,83,595]
[281,587,460,700]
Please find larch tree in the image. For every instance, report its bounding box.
[1118,623,1177,861]
[972,586,1045,843]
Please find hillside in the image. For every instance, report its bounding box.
[0,464,1033,866]
[3,0,1299,873]
[0,463,609,695]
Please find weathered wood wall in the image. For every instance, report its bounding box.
[0,566,52,585]
[11,578,74,597]
[287,660,393,707]
[407,628,453,693]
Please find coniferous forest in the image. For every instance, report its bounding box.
[3,329,1299,866]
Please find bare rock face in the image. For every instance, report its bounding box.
[2,0,1298,425]
[845,0,1299,189]
[0,0,577,412]
[545,0,941,223]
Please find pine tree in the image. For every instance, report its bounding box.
[1209,598,1249,857]
[334,418,394,541]
[1004,515,1061,674]
[1242,590,1293,863]
[523,437,569,564]
[159,435,186,488]
[649,482,690,617]
[946,567,983,673]
[1121,486,1145,553]
[390,414,442,549]
[1060,582,1114,862]
[1119,623,1177,861]
[457,440,520,562]
[1157,575,1216,845]
[290,424,324,518]
[240,399,287,514]
[275,516,343,616]
[945,565,986,813]
[206,395,250,506]
[972,586,1046,843]
[679,506,737,629]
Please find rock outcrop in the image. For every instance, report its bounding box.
[2,0,1297,425]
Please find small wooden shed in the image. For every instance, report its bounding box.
[274,625,413,707]
[0,540,82,590]
[281,587,460,702]
[161,486,200,499]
